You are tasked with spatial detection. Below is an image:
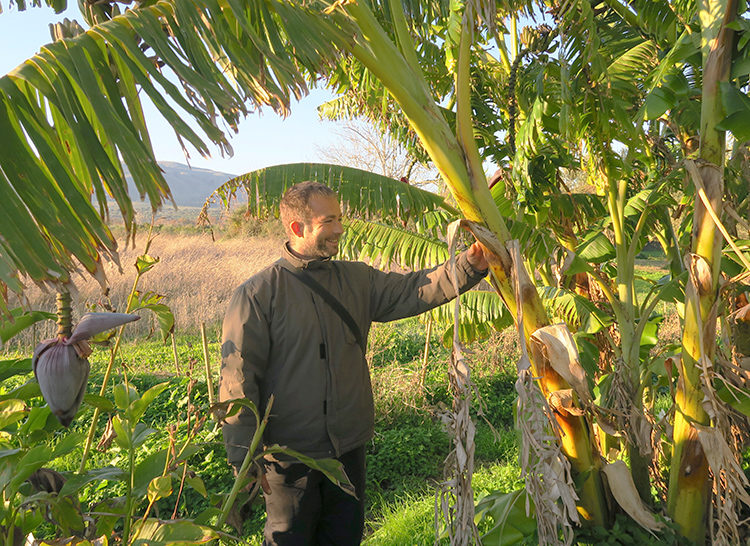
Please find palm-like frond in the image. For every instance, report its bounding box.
[539,286,614,335]
[198,162,456,227]
[605,40,659,98]
[553,0,657,152]
[321,58,432,164]
[339,217,449,271]
[429,289,512,346]
[638,31,701,122]
[320,2,511,165]
[604,0,684,47]
[0,0,348,300]
[554,192,608,221]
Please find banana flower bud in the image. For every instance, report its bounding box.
[33,313,139,426]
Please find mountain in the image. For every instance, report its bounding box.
[124,161,237,208]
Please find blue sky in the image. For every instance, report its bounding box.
[0,3,341,176]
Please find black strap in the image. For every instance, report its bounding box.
[279,260,366,354]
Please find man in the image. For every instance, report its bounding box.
[220,181,488,545]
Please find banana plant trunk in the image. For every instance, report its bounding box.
[337,1,609,526]
[603,158,653,503]
[667,0,736,541]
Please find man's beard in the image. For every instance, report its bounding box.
[315,237,339,257]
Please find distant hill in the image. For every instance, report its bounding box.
[124,161,237,208]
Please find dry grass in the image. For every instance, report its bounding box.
[6,231,284,349]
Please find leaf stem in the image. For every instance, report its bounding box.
[123,429,136,543]
[79,220,156,472]
[217,396,274,529]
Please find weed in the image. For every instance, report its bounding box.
[363,493,436,545]
[367,422,448,491]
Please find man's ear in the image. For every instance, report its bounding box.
[290,220,305,238]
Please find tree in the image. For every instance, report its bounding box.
[316,119,436,183]
[4,0,750,542]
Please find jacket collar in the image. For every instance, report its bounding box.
[282,242,332,270]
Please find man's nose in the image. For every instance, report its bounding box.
[334,220,344,234]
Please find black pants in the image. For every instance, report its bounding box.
[262,446,367,546]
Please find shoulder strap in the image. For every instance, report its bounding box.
[279,260,366,354]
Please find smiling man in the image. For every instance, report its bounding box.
[219,181,488,545]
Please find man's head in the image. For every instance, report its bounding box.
[280,181,343,258]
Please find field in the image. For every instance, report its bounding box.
[5,225,283,348]
[1,228,684,544]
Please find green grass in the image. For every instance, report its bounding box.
[363,462,523,545]
[364,493,436,545]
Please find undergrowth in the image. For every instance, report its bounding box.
[1,256,694,544]
[1,316,522,543]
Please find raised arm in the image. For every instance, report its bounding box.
[369,246,488,323]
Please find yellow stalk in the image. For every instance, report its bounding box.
[668,0,735,541]
[340,1,609,525]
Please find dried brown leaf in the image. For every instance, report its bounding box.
[603,460,664,533]
[548,389,585,417]
[695,425,750,508]
[733,303,750,322]
[686,253,713,297]
[531,324,591,404]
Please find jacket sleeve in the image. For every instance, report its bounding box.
[219,282,270,468]
[369,251,487,323]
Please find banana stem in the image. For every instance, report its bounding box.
[668,0,735,540]
[55,290,73,339]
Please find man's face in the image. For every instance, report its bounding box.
[293,195,344,258]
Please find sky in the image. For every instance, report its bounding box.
[0,3,343,176]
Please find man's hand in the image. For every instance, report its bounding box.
[466,241,489,272]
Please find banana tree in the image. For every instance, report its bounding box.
[338,0,679,513]
[667,0,737,541]
[2,0,610,532]
[337,2,748,541]
[598,0,750,541]
[7,0,750,541]
[315,0,613,527]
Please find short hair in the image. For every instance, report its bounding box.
[279,181,337,237]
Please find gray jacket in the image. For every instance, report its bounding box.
[219,244,486,466]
